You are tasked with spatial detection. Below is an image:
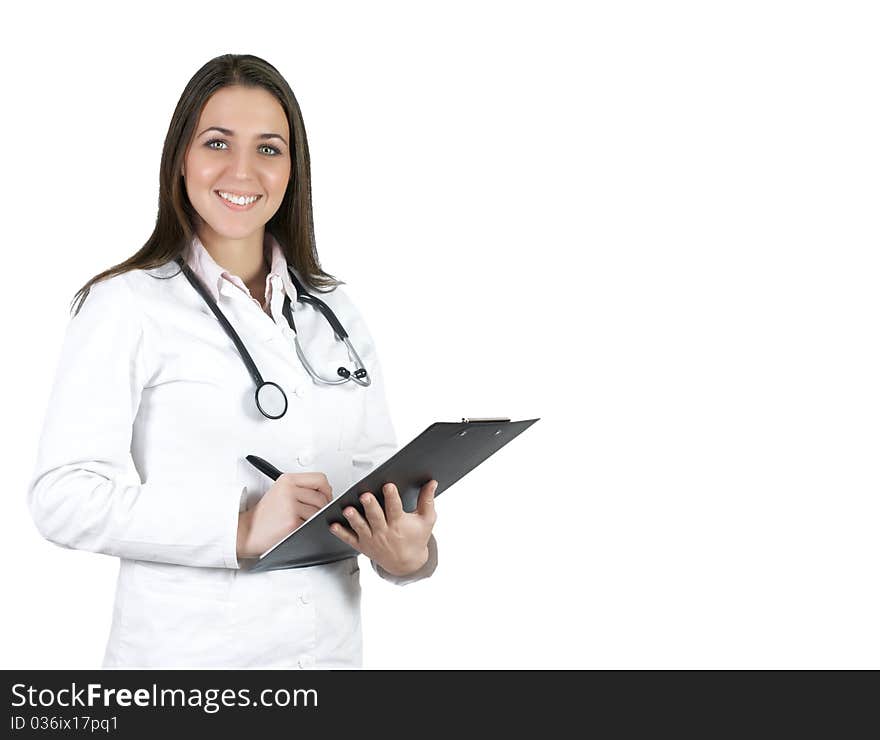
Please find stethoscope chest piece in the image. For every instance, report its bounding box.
[255,381,288,420]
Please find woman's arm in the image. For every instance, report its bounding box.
[27,274,243,569]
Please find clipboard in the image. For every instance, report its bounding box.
[242,416,540,573]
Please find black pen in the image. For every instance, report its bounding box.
[246,454,283,481]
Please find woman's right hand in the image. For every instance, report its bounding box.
[236,472,333,560]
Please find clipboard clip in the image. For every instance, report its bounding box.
[461,417,511,423]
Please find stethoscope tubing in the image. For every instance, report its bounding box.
[174,255,370,415]
[177,257,266,388]
[281,291,368,386]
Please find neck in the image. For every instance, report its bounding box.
[196,223,268,286]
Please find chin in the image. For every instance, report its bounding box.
[199,210,267,238]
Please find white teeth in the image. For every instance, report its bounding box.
[218,191,259,205]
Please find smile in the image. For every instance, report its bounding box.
[215,190,262,210]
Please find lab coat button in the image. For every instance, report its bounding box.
[297,451,314,466]
[298,592,311,605]
[294,384,308,398]
[297,655,314,669]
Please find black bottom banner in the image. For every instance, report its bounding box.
[3,669,876,734]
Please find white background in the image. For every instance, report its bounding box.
[2,1,878,669]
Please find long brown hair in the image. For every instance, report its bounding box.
[70,53,342,316]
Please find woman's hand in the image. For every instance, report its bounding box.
[237,472,333,560]
[329,480,438,577]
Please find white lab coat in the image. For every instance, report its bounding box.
[27,256,437,668]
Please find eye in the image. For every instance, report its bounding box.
[204,139,283,156]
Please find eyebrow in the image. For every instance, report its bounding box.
[197,126,288,146]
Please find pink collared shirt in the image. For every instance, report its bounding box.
[183,229,298,317]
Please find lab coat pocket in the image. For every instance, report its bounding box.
[116,578,233,668]
[161,354,230,387]
[127,559,232,600]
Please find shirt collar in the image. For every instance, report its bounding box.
[183,230,299,305]
[265,232,300,305]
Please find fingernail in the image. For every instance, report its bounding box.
[361,494,371,504]
[383,484,392,494]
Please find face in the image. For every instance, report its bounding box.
[182,85,292,240]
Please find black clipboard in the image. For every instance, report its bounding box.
[242,417,539,573]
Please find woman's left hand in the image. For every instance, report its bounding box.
[328,480,438,577]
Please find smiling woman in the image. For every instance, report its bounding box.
[27,53,439,670]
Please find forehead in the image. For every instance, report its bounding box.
[197,85,289,137]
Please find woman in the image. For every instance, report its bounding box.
[27,53,439,669]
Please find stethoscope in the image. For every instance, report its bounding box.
[175,256,370,420]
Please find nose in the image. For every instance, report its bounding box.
[230,148,263,183]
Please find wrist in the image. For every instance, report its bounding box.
[382,546,430,578]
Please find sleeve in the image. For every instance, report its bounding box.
[342,290,439,586]
[26,275,243,570]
